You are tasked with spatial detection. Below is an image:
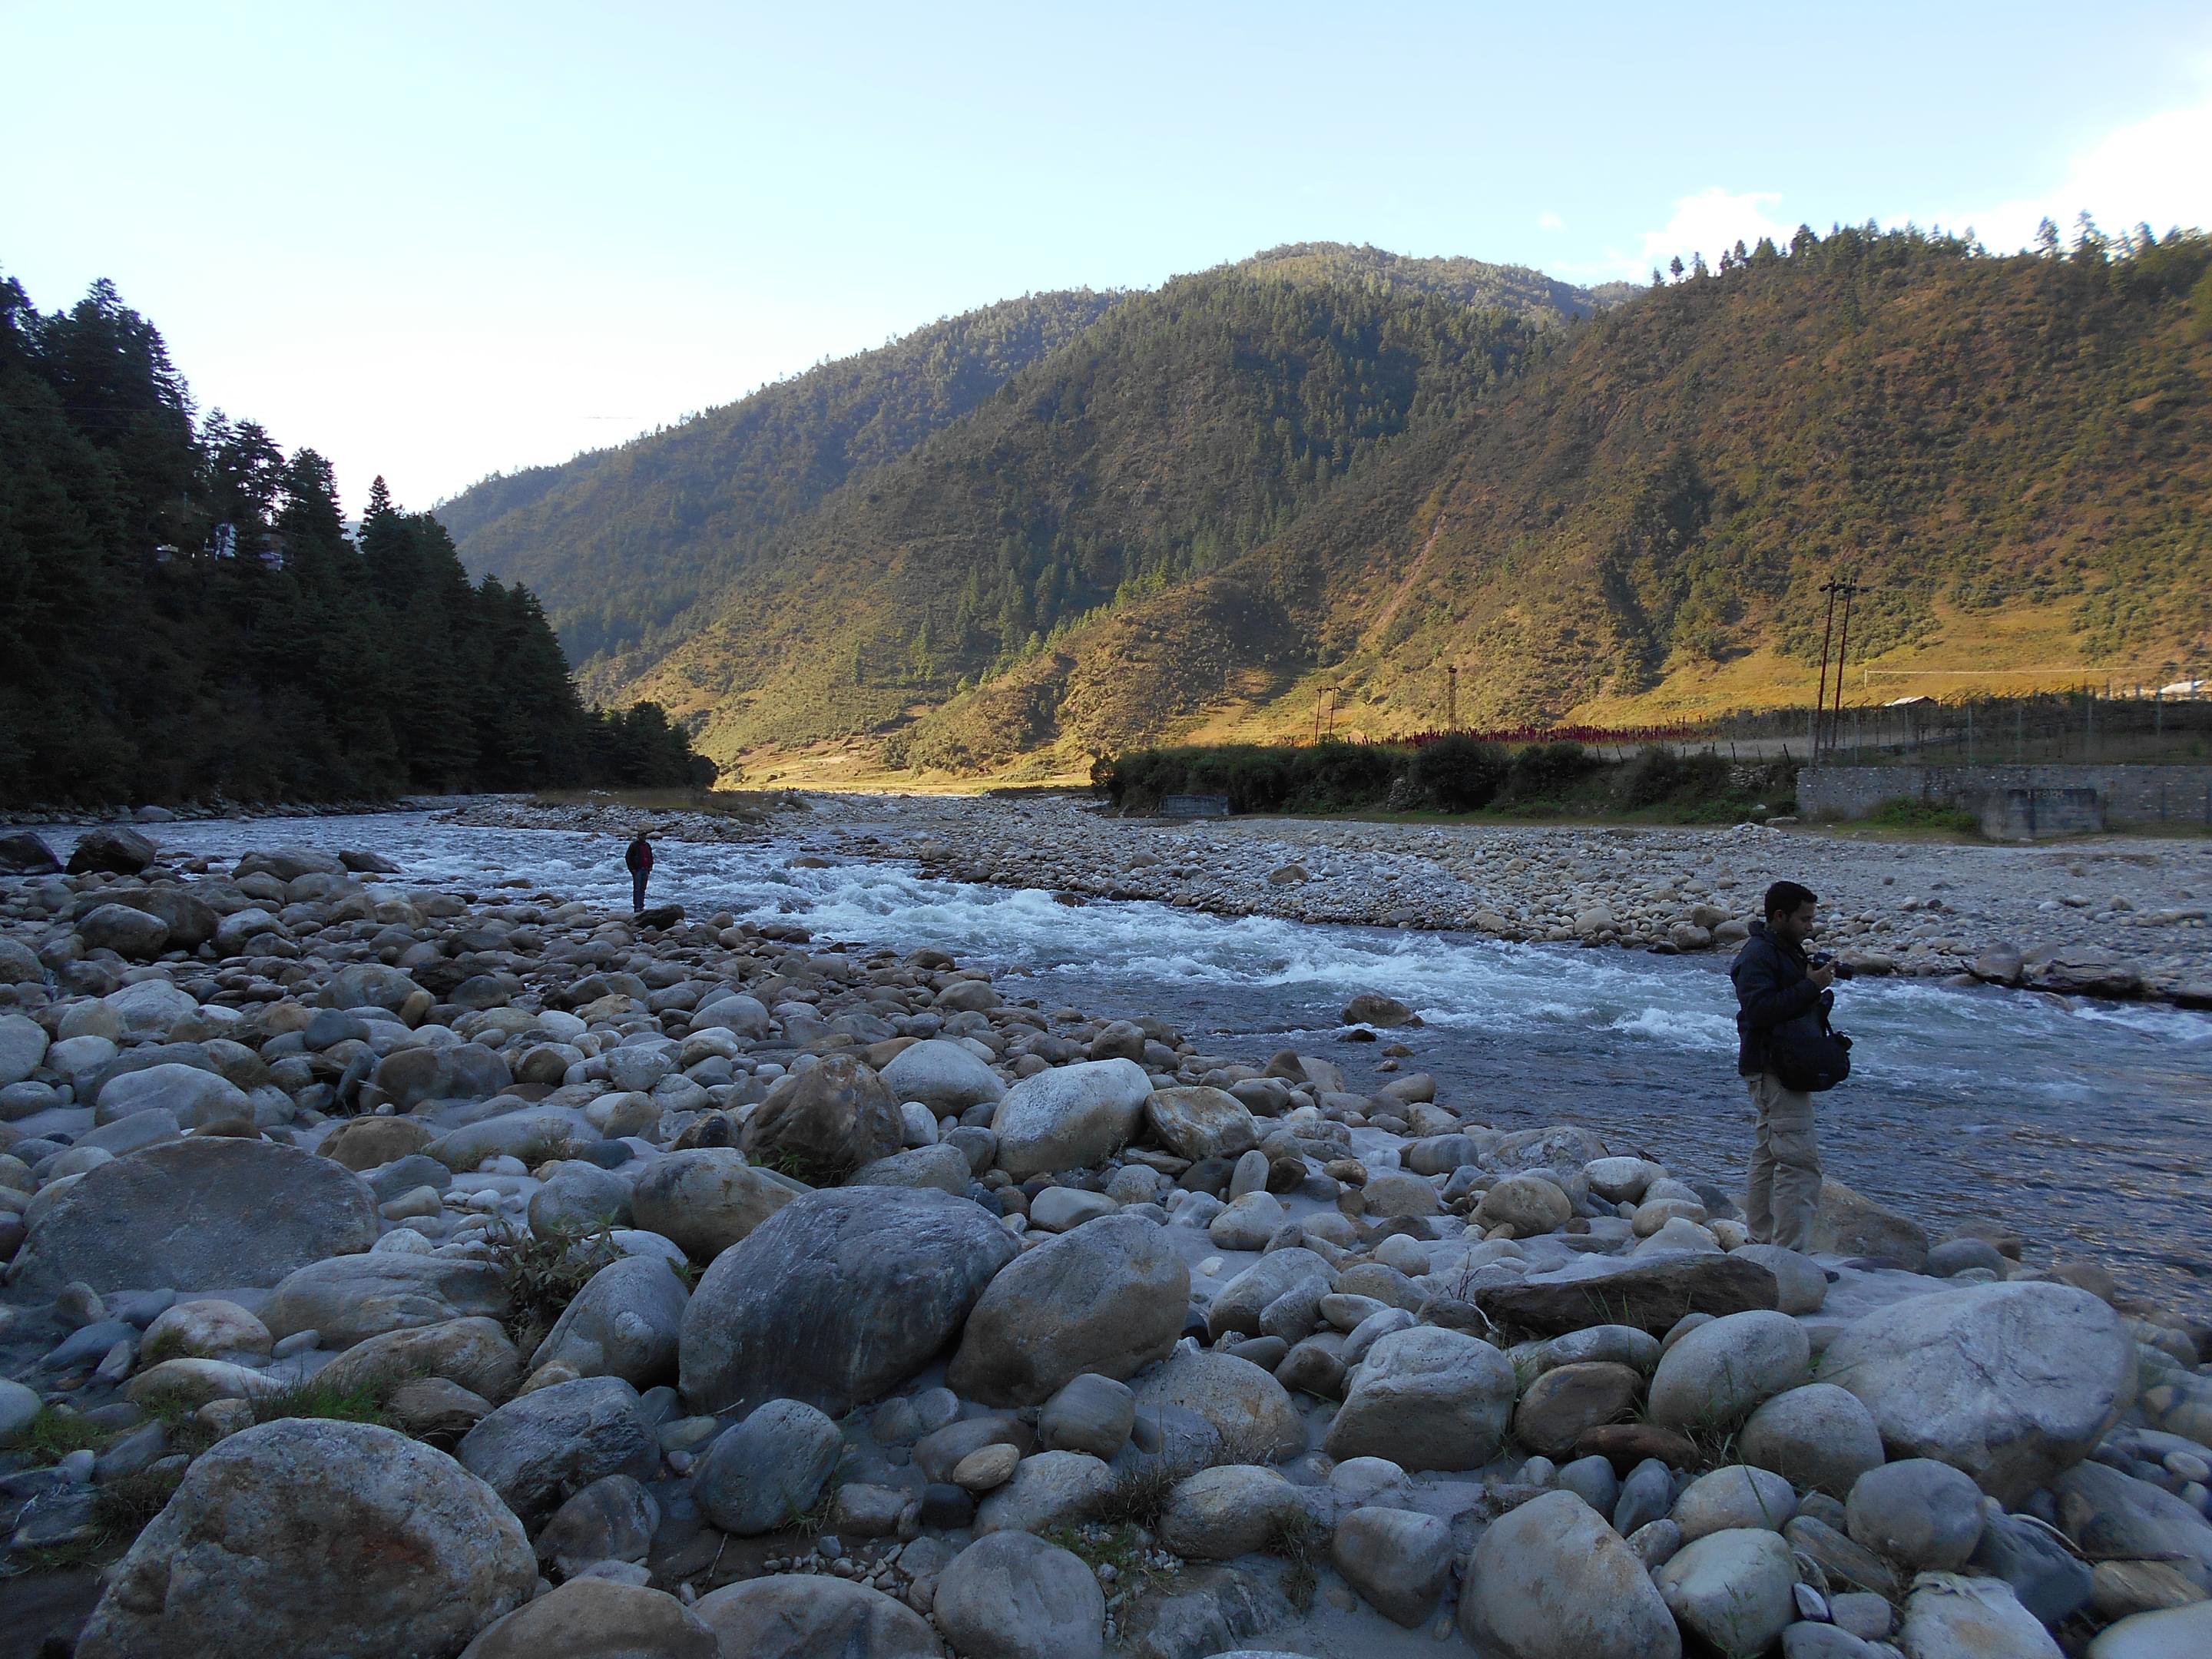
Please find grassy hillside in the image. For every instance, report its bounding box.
[435,290,1121,663]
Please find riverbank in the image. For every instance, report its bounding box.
[0,820,2209,1656]
[440,793,2212,1008]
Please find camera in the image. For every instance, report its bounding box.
[1809,952,1854,981]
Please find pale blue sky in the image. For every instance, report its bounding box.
[6,1,2209,514]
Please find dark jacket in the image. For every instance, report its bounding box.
[624,837,653,875]
[1730,919,1823,1077]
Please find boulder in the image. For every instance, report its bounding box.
[742,1054,906,1183]
[990,1058,1151,1178]
[92,1061,252,1128]
[1332,1504,1454,1625]
[1342,992,1416,1027]
[530,1255,687,1389]
[0,830,61,874]
[2052,1460,2212,1591]
[1845,1458,1985,1572]
[1811,1178,1929,1270]
[1820,1281,2136,1502]
[373,1042,513,1111]
[880,1038,1006,1112]
[1458,1488,1682,1659]
[535,1475,659,1570]
[262,1253,509,1348]
[1671,1464,1797,1541]
[321,962,429,1016]
[1739,1384,1886,1498]
[680,1186,1018,1416]
[1144,1087,1260,1161]
[1326,1326,1515,1472]
[424,1106,598,1172]
[1512,1362,1644,1459]
[1647,1310,1810,1429]
[975,1449,1115,1535]
[694,1398,843,1535]
[629,1147,799,1262]
[12,1137,378,1295]
[1897,1574,2062,1659]
[693,1576,942,1659]
[142,1299,272,1362]
[68,826,157,875]
[1654,1528,1798,1656]
[528,1161,633,1235]
[2086,1603,2212,1658]
[455,1376,659,1527]
[75,1420,533,1659]
[0,1013,49,1085]
[1157,1465,1307,1559]
[948,1214,1186,1405]
[1039,1373,1136,1459]
[1205,1249,1342,1340]
[933,1532,1105,1659]
[1473,1252,1780,1336]
[321,1114,435,1169]
[851,1143,973,1194]
[1478,1174,1572,1234]
[1731,1243,1828,1314]
[316,1317,522,1401]
[0,937,45,986]
[78,902,171,958]
[457,1578,717,1659]
[1129,1349,1306,1462]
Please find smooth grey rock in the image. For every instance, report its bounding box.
[1969,1504,2094,1625]
[13,1137,378,1295]
[1810,1177,1929,1270]
[2053,1459,2212,1591]
[456,1578,717,1659]
[1740,1382,1886,1499]
[1896,1572,2061,1659]
[1459,1488,1682,1659]
[1326,1326,1515,1472]
[849,1143,972,1194]
[455,1376,658,1527]
[1206,1247,1339,1340]
[1474,1251,1780,1336]
[2085,1601,2212,1658]
[1027,1187,1118,1231]
[1129,1349,1306,1462]
[990,1058,1151,1179]
[263,1252,508,1347]
[74,1419,533,1659]
[1780,1624,1878,1658]
[1655,1527,1798,1656]
[527,1161,633,1235]
[949,1213,1187,1405]
[1331,1504,1454,1625]
[1821,1281,2137,1502]
[881,1038,1006,1112]
[630,1147,798,1262]
[1671,1464,1797,1540]
[1158,1464,1306,1560]
[1845,1457,1986,1571]
[92,1061,250,1128]
[693,1575,941,1659]
[1733,1243,1829,1313]
[1039,1373,1136,1459]
[0,1012,50,1084]
[535,1473,658,1571]
[1144,1087,1260,1162]
[694,1398,843,1535]
[974,1449,1114,1536]
[679,1186,1018,1416]
[530,1254,687,1389]
[933,1531,1104,1659]
[1614,1457,1675,1537]
[1647,1309,1809,1429]
[425,1106,598,1173]
[1510,1359,1641,1459]
[741,1054,906,1183]
[314,1316,522,1401]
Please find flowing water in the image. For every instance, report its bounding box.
[61,808,2212,1313]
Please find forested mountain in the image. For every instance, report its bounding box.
[571,226,2210,777]
[0,270,709,807]
[436,290,1124,664]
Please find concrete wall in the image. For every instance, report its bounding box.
[1799,764,2212,836]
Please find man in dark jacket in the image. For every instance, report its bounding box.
[1730,879,1834,1250]
[624,832,654,915]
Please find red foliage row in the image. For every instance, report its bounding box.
[1399,724,1699,747]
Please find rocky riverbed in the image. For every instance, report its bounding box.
[1,819,2210,1657]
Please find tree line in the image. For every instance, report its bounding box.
[0,267,714,807]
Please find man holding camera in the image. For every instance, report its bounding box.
[1731,879,1847,1251]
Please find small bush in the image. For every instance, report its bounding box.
[1505,740,1599,800]
[1408,735,1508,811]
[1865,797,1981,834]
[483,1221,624,1350]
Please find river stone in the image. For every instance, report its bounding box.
[77,902,171,958]
[528,1161,633,1235]
[457,1578,717,1659]
[0,830,60,874]
[103,979,197,1038]
[12,1137,377,1295]
[2052,1459,2212,1591]
[1647,1310,1810,1429]
[1820,1281,2136,1502]
[92,1061,252,1128]
[629,1147,799,1262]
[1040,1373,1137,1459]
[880,1038,1006,1112]
[124,1356,285,1410]
[455,1376,658,1526]
[934,1531,1105,1659]
[1845,1457,1986,1571]
[680,1185,1018,1416]
[1326,1326,1515,1471]
[315,1316,522,1401]
[1474,1252,1780,1336]
[1130,1349,1306,1462]
[262,1253,509,1348]
[1810,1177,1929,1270]
[1158,1464,1306,1559]
[694,1398,844,1535]
[0,1014,50,1088]
[2086,1602,2212,1657]
[321,962,427,1016]
[1897,1573,2062,1659]
[142,1299,272,1362]
[1207,1247,1340,1339]
[1732,1243,1828,1313]
[949,1213,1187,1404]
[1969,1505,2094,1626]
[849,1143,972,1193]
[1459,1488,1682,1659]
[975,1449,1115,1535]
[1479,1174,1572,1234]
[1654,1528,1798,1656]
[693,1575,942,1659]
[321,1114,435,1169]
[68,825,157,874]
[1144,1087,1260,1161]
[373,1041,513,1110]
[1670,1463,1797,1541]
[75,1419,533,1659]
[742,1054,906,1183]
[1740,1383,1886,1498]
[535,1474,658,1571]
[990,1058,1151,1179]
[1331,1504,1453,1625]
[1512,1361,1643,1458]
[425,1106,598,1172]
[530,1255,687,1389]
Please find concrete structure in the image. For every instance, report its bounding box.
[1159,794,1232,820]
[1799,765,2212,839]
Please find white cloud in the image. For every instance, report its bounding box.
[1538,210,1566,231]
[1630,187,1792,278]
[1937,88,2212,251]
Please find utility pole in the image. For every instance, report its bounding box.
[1446,665,1459,732]
[1327,688,1339,741]
[1813,578,1844,759]
[1827,574,1866,756]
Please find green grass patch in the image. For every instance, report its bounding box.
[1862,796,1982,835]
[12,1406,112,1467]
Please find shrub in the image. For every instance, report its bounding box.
[1505,740,1598,800]
[1408,735,1508,811]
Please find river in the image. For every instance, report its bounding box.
[78,807,2212,1314]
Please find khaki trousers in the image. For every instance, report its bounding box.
[1745,1072,1822,1252]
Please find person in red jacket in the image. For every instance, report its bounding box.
[624,832,654,914]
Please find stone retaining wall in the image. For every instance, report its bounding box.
[1800,764,2212,836]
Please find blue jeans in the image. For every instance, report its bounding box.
[631,869,647,912]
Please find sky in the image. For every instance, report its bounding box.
[6,1,2210,516]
